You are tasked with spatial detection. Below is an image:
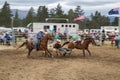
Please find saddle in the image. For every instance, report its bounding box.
[74,41,81,45]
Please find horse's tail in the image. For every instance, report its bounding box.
[61,41,70,47]
[17,40,28,49]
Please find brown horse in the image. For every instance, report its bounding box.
[18,33,54,57]
[62,37,96,57]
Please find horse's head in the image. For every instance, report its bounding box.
[87,38,96,45]
[45,33,54,41]
[53,42,62,49]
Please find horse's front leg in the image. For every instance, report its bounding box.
[82,49,85,57]
[46,49,53,58]
[45,51,49,57]
[86,48,91,56]
[27,48,33,58]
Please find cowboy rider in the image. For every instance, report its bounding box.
[35,29,45,51]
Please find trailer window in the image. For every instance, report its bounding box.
[53,25,57,32]
[69,25,71,27]
[44,25,49,29]
[92,30,94,32]
[65,25,68,27]
[44,25,50,32]
[73,25,75,28]
[47,26,50,29]
[115,28,117,30]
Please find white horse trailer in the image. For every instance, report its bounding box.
[101,26,119,35]
[28,22,79,35]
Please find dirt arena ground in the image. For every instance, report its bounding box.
[0,43,120,80]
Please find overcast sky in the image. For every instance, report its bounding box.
[0,0,120,16]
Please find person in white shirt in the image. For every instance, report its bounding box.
[75,33,82,44]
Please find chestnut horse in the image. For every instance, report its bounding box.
[18,33,54,57]
[62,37,96,57]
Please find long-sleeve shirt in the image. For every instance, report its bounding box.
[4,35,11,40]
[36,32,45,39]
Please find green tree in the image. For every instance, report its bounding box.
[74,6,84,17]
[68,9,75,22]
[73,6,85,29]
[13,9,21,27]
[90,11,110,29]
[24,7,36,26]
[36,6,42,22]
[112,17,118,26]
[0,1,12,27]
[48,4,68,23]
[49,8,56,18]
[36,6,48,22]
[55,3,64,17]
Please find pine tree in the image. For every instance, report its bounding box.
[68,9,75,22]
[49,8,56,18]
[13,9,21,27]
[74,6,84,17]
[0,1,12,27]
[112,17,118,26]
[90,11,110,29]
[36,6,48,22]
[36,6,42,22]
[73,6,85,29]
[55,4,64,17]
[25,7,36,26]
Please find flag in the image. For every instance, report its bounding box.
[73,16,85,21]
[108,8,119,15]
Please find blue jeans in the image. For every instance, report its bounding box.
[6,39,10,46]
[35,38,40,49]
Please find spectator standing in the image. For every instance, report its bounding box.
[114,34,120,48]
[111,36,115,46]
[76,33,82,44]
[57,28,61,34]
[64,28,68,36]
[0,33,4,45]
[64,28,69,41]
[54,33,60,40]
[4,33,11,46]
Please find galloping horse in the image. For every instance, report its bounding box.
[18,33,54,57]
[62,37,96,57]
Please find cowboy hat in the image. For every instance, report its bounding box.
[44,32,48,34]
[40,29,44,32]
[56,39,61,43]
